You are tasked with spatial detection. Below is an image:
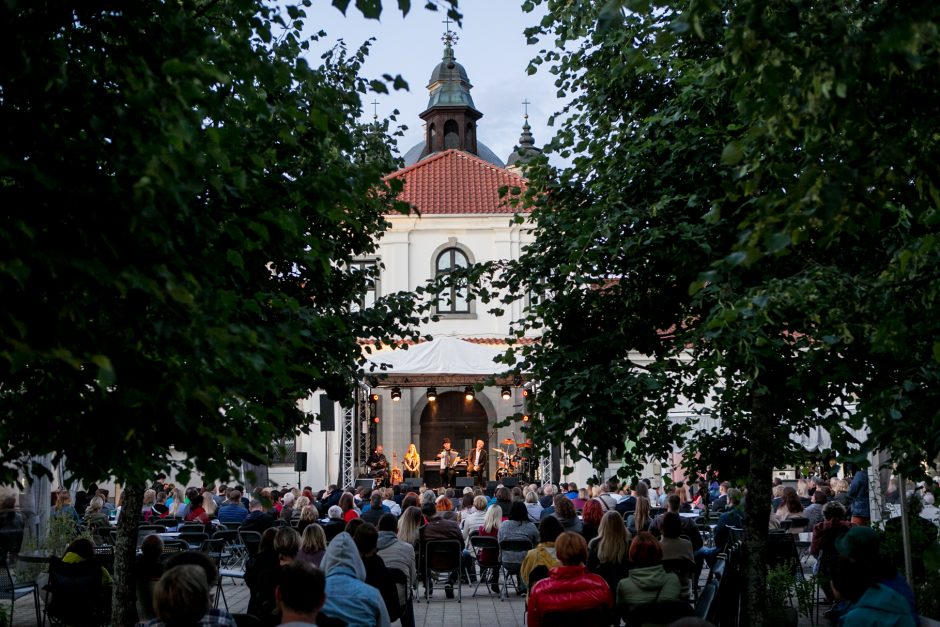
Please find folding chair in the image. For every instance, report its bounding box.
[0,555,40,626]
[178,531,209,549]
[468,535,500,597]
[238,530,262,559]
[422,539,463,603]
[497,538,533,600]
[695,581,718,623]
[43,556,109,626]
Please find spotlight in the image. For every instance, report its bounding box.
[426,387,437,402]
[522,413,530,422]
[391,387,401,402]
[370,393,380,402]
[521,388,530,398]
[464,386,475,401]
[501,386,512,400]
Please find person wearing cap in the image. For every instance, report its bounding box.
[825,525,917,624]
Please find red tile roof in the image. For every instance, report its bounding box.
[359,336,539,347]
[384,149,528,215]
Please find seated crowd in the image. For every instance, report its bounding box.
[20,471,931,627]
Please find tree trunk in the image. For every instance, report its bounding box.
[742,390,774,626]
[112,483,143,626]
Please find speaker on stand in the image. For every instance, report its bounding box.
[294,452,307,490]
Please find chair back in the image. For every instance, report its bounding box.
[468,535,500,567]
[178,531,209,548]
[239,530,262,557]
[707,554,726,586]
[695,581,718,622]
[787,516,809,531]
[766,531,800,574]
[498,538,534,553]
[0,529,23,557]
[178,522,207,533]
[542,607,612,627]
[0,556,17,597]
[422,539,462,573]
[138,524,164,534]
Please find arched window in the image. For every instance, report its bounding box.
[435,247,470,313]
[428,123,436,149]
[444,119,459,149]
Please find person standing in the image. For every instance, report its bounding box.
[437,438,460,489]
[848,468,871,526]
[469,439,488,486]
[367,445,389,487]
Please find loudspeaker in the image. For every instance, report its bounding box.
[319,396,335,431]
[403,478,422,490]
[355,478,375,491]
[293,452,307,473]
[485,481,498,495]
[455,477,475,489]
[501,477,519,488]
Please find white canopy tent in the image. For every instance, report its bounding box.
[363,336,515,380]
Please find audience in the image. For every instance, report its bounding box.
[498,501,540,591]
[321,532,391,627]
[616,531,682,611]
[526,532,614,627]
[217,490,248,525]
[146,563,236,627]
[521,515,563,589]
[586,510,632,594]
[552,495,582,534]
[296,523,327,567]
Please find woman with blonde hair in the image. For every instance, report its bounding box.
[626,496,651,534]
[292,496,310,519]
[296,523,327,567]
[397,505,423,549]
[403,443,421,479]
[166,487,185,518]
[140,489,156,518]
[200,491,217,518]
[478,505,503,593]
[587,510,632,593]
[296,504,319,533]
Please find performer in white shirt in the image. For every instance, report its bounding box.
[469,439,488,486]
[436,438,461,488]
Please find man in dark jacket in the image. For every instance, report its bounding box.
[241,499,276,534]
[418,503,462,598]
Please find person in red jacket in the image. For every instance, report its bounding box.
[527,531,614,627]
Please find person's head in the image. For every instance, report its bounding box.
[86,496,104,513]
[666,493,681,513]
[338,492,354,512]
[538,515,564,544]
[141,534,164,561]
[295,496,310,511]
[720,481,730,495]
[300,504,319,522]
[377,513,398,533]
[597,510,631,564]
[354,522,379,557]
[461,493,475,510]
[398,506,423,545]
[473,495,488,512]
[542,484,555,497]
[772,485,785,499]
[568,482,578,493]
[634,496,651,528]
[345,517,365,537]
[635,481,648,499]
[163,550,218,586]
[442,438,451,450]
[511,486,524,501]
[65,537,95,560]
[153,565,211,624]
[142,489,156,505]
[830,556,875,603]
[248,498,261,512]
[813,490,829,505]
[508,500,529,523]
[476,439,484,449]
[582,499,604,527]
[276,560,326,622]
[327,505,344,520]
[495,486,511,502]
[553,495,576,519]
[420,489,436,507]
[274,527,301,563]
[727,488,743,507]
[282,492,295,507]
[300,523,327,554]
[835,479,849,494]
[661,512,682,539]
[0,495,15,511]
[796,479,809,497]
[578,487,589,500]
[781,487,803,513]
[375,445,383,456]
[483,504,502,533]
[629,531,663,567]
[370,492,383,509]
[259,527,278,554]
[524,490,539,505]
[407,443,417,455]
[823,501,845,521]
[555,531,588,566]
[434,495,453,512]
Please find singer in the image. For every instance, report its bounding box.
[436,438,461,488]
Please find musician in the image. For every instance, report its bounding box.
[469,439,488,486]
[366,445,388,487]
[403,443,421,479]
[437,438,461,488]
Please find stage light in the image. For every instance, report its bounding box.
[370,393,380,402]
[522,413,530,422]
[426,387,437,402]
[464,386,475,401]
[391,387,401,401]
[500,386,511,400]
[521,388,530,398]
[373,416,380,423]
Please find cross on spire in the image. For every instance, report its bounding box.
[522,98,531,119]
[370,100,379,121]
[441,16,459,48]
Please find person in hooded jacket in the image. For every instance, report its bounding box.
[616,531,682,611]
[526,531,613,627]
[376,514,417,627]
[320,531,391,627]
[831,555,915,627]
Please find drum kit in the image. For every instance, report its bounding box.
[492,437,533,481]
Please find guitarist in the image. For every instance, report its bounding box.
[468,439,488,486]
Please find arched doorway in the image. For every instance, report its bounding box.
[420,391,488,464]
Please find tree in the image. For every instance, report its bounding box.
[460,1,940,623]
[0,0,455,623]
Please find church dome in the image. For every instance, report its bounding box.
[402,139,505,168]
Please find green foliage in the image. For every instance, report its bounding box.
[0,0,437,487]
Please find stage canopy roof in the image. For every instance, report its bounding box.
[362,336,519,386]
